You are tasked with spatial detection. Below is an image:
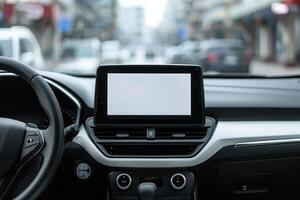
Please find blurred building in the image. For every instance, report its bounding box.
[161,0,186,45]
[199,0,300,66]
[74,0,118,41]
[118,5,144,44]
[1,0,118,62]
[182,0,202,40]
[161,0,204,44]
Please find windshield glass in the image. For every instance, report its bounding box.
[0,0,300,76]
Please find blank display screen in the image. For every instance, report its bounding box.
[107,73,191,116]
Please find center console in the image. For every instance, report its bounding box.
[86,65,215,200]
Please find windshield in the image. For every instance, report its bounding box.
[0,0,300,76]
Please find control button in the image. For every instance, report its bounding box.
[24,135,40,148]
[21,127,44,160]
[170,173,186,190]
[146,128,155,139]
[116,173,132,190]
[76,163,91,180]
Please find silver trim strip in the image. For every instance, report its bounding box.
[235,138,300,148]
[73,121,300,168]
[46,79,81,124]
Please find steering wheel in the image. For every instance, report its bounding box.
[0,57,64,199]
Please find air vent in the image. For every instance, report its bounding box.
[155,127,208,140]
[103,144,198,156]
[93,127,146,139]
[86,117,216,158]
[93,126,209,140]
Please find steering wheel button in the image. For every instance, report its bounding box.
[24,135,40,148]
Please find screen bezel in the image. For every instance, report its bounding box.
[95,65,205,125]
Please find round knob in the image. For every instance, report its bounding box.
[170,173,186,190]
[76,162,91,180]
[116,173,132,190]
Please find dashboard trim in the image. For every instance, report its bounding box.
[46,79,81,125]
[235,138,300,148]
[73,121,300,168]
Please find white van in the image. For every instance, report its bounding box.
[0,26,45,69]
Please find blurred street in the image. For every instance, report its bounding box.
[1,0,300,76]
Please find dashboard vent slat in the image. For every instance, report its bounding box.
[93,127,208,140]
[154,127,208,140]
[93,127,146,139]
[103,144,198,156]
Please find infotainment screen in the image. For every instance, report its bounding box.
[95,65,204,125]
[107,73,191,116]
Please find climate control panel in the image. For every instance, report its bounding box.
[108,171,195,200]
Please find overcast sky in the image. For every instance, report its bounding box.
[120,0,167,28]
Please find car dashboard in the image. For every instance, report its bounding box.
[1,71,300,200]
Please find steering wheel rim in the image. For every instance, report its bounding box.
[0,57,64,200]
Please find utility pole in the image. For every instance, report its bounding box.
[224,0,233,38]
[15,0,21,25]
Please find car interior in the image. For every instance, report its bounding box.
[1,0,300,200]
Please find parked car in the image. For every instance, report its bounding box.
[145,47,156,59]
[165,46,180,63]
[198,39,250,73]
[101,40,122,64]
[168,41,201,65]
[0,26,45,69]
[56,38,101,75]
